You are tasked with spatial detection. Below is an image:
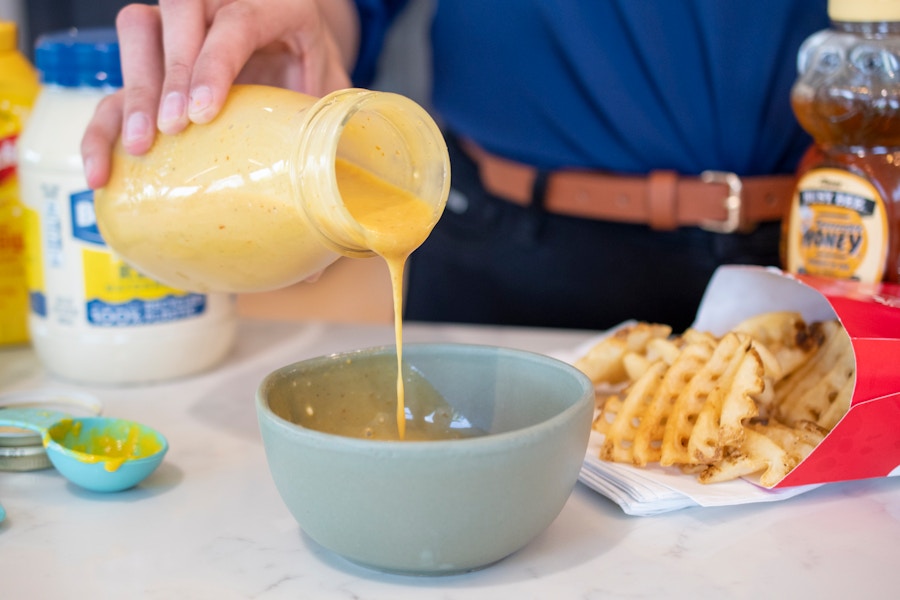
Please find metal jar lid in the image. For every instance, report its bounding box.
[0,390,103,471]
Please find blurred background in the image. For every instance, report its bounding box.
[2,0,149,56]
[1,0,435,324]
[0,0,433,106]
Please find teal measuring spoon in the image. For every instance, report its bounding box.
[0,408,168,492]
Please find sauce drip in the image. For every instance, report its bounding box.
[48,419,163,472]
[336,158,437,439]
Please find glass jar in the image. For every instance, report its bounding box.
[95,84,450,294]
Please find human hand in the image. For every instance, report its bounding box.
[81,0,358,189]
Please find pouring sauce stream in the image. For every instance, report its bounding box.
[337,158,437,439]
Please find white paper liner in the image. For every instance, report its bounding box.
[579,430,819,516]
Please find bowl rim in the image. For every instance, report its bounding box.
[255,342,594,453]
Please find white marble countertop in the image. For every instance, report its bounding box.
[2,318,899,599]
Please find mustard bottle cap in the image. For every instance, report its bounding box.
[0,21,17,52]
[829,0,900,22]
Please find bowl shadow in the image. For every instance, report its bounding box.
[63,460,184,501]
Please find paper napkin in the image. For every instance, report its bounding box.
[578,432,819,516]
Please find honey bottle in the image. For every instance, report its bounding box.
[784,0,900,282]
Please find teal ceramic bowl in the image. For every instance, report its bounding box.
[256,343,594,575]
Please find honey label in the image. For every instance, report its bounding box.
[785,167,888,282]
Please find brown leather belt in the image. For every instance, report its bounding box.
[459,139,795,233]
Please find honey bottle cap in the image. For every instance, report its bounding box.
[829,0,900,22]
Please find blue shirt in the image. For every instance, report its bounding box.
[353,0,829,177]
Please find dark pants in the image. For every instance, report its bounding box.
[404,134,783,333]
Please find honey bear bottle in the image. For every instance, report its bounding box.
[784,0,900,282]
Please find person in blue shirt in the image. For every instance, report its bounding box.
[82,0,830,331]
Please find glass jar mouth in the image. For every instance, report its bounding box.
[292,88,451,258]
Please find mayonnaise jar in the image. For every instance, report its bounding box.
[18,28,236,385]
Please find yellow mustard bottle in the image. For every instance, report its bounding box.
[94,84,451,294]
[784,0,900,282]
[0,21,39,345]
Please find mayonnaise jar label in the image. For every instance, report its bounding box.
[26,185,208,328]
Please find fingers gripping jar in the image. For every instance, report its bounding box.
[94,85,450,294]
[18,29,236,385]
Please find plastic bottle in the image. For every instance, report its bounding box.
[94,84,450,294]
[0,21,39,346]
[784,0,900,282]
[18,28,236,385]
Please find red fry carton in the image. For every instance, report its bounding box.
[693,265,900,488]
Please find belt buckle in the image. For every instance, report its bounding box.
[699,170,743,234]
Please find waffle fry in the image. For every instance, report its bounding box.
[575,323,671,386]
[631,338,715,466]
[580,312,855,487]
[687,336,764,463]
[621,338,673,381]
[774,320,855,430]
[749,419,827,462]
[599,361,666,464]
[592,394,623,436]
[733,311,824,379]
[699,420,827,487]
[746,340,783,419]
[698,428,794,487]
[660,333,755,467]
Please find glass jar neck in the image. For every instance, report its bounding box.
[292,88,450,258]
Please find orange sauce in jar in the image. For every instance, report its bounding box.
[336,159,439,439]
